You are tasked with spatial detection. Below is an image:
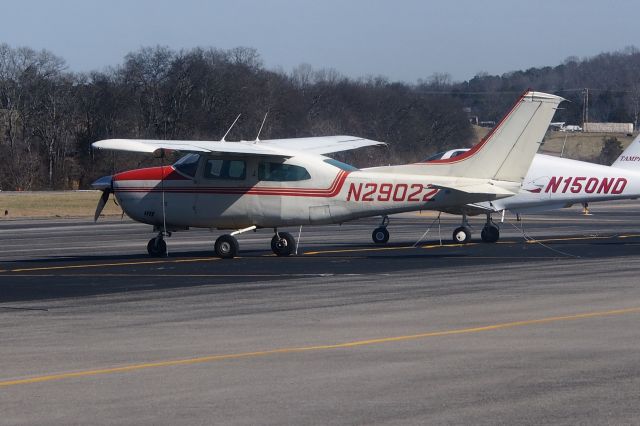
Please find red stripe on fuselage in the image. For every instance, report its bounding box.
[114,166,190,182]
[113,171,349,198]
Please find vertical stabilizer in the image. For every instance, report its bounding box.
[423,91,564,181]
[612,133,640,170]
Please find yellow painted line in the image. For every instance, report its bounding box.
[496,236,628,244]
[518,233,640,244]
[305,242,480,255]
[10,257,220,273]
[422,243,478,249]
[304,246,416,255]
[1,306,639,389]
[306,233,640,255]
[526,235,616,244]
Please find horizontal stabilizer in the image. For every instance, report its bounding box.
[430,182,516,197]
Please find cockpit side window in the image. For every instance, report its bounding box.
[258,162,311,181]
[204,159,246,180]
[173,153,200,178]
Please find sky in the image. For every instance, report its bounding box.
[1,0,638,83]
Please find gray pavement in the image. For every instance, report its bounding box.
[1,202,640,425]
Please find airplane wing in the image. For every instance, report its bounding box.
[92,136,385,157]
[258,136,386,155]
[92,138,288,157]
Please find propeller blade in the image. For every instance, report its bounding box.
[91,175,113,222]
[94,189,111,222]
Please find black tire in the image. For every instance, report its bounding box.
[271,232,295,256]
[371,227,390,244]
[452,226,472,244]
[147,237,167,257]
[480,225,500,243]
[215,234,239,259]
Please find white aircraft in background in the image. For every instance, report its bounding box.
[378,132,640,244]
[91,91,563,258]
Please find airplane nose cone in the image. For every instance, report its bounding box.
[91,175,113,191]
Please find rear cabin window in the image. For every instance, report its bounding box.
[204,159,246,180]
[258,162,311,181]
[173,153,200,178]
[323,158,359,172]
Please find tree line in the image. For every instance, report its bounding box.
[419,46,640,127]
[1,43,639,190]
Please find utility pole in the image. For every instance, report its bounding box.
[582,88,589,126]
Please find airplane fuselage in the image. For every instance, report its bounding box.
[484,154,640,212]
[112,154,516,229]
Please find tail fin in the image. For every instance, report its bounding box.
[611,133,640,170]
[425,91,564,181]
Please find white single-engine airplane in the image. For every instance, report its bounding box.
[91,91,563,258]
[392,131,640,244]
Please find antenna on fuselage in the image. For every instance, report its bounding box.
[221,114,241,142]
[254,111,269,143]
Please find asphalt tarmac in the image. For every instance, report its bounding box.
[1,202,640,425]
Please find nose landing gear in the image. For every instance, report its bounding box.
[147,232,169,257]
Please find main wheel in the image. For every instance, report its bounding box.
[371,227,390,244]
[147,237,167,257]
[215,234,239,259]
[271,232,295,256]
[452,226,472,244]
[480,225,500,243]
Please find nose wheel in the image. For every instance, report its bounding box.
[271,231,295,256]
[147,236,167,257]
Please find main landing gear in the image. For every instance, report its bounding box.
[452,212,472,244]
[372,215,390,244]
[451,213,500,244]
[480,213,500,243]
[214,234,240,259]
[213,226,297,259]
[145,225,299,259]
[271,231,296,256]
[213,225,256,259]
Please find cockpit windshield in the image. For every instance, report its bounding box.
[173,153,200,178]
